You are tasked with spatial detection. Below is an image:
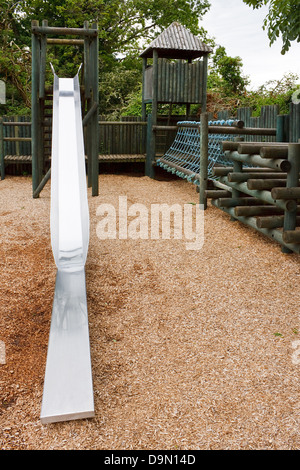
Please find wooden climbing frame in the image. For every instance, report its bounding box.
[31,20,99,198]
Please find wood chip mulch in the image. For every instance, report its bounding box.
[0,174,300,450]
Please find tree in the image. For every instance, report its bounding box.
[242,0,300,54]
[210,46,249,95]
[0,1,32,111]
[0,0,212,114]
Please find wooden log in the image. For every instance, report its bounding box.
[3,121,31,126]
[4,137,32,142]
[212,166,233,176]
[209,126,276,136]
[234,205,285,217]
[271,187,300,200]
[224,150,291,172]
[211,120,244,129]
[211,200,300,254]
[82,101,98,126]
[257,215,300,229]
[31,19,40,195]
[39,20,47,100]
[283,230,300,244]
[90,23,99,197]
[230,160,243,220]
[221,142,239,152]
[99,121,147,126]
[215,197,268,208]
[33,168,51,199]
[260,146,289,159]
[247,179,289,190]
[205,190,231,199]
[31,25,98,37]
[219,176,297,211]
[210,179,232,192]
[238,142,288,155]
[228,172,287,183]
[158,157,197,178]
[47,38,85,45]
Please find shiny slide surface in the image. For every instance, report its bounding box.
[40,68,94,424]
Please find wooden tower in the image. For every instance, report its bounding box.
[140,22,212,177]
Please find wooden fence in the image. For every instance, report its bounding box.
[215,102,300,143]
[0,102,299,177]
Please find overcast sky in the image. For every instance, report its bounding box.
[200,0,300,90]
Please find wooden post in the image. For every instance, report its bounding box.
[38,20,48,179]
[90,22,99,197]
[141,57,147,122]
[276,114,285,142]
[230,160,243,220]
[145,113,155,178]
[282,143,300,253]
[39,20,47,100]
[31,20,40,196]
[84,21,92,188]
[199,112,208,209]
[201,55,208,112]
[0,117,4,180]
[33,167,51,198]
[141,57,148,155]
[145,49,158,178]
[151,48,158,171]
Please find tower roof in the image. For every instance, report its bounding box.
[140,22,212,60]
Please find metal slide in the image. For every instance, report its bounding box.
[40,66,94,424]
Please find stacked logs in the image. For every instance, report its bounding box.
[205,141,300,254]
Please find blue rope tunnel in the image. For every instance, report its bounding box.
[156,119,240,184]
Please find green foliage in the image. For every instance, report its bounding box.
[0,0,298,120]
[99,61,142,119]
[240,72,300,115]
[242,0,300,54]
[0,0,211,114]
[121,86,143,117]
[211,46,249,95]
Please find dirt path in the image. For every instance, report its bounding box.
[0,174,300,450]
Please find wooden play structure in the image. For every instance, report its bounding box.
[209,140,300,254]
[1,20,300,254]
[31,20,99,197]
[140,22,212,178]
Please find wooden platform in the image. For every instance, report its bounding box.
[4,154,146,164]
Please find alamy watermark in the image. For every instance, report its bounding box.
[96,196,204,251]
[0,340,6,365]
[292,88,300,105]
[291,340,300,365]
[0,80,6,105]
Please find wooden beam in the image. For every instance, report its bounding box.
[247,179,290,191]
[271,187,300,199]
[223,150,291,172]
[31,19,40,195]
[205,190,231,199]
[257,215,300,229]
[47,38,84,45]
[234,205,285,217]
[215,197,268,208]
[31,25,98,37]
[199,112,208,209]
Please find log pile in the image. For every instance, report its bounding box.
[206,141,300,254]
